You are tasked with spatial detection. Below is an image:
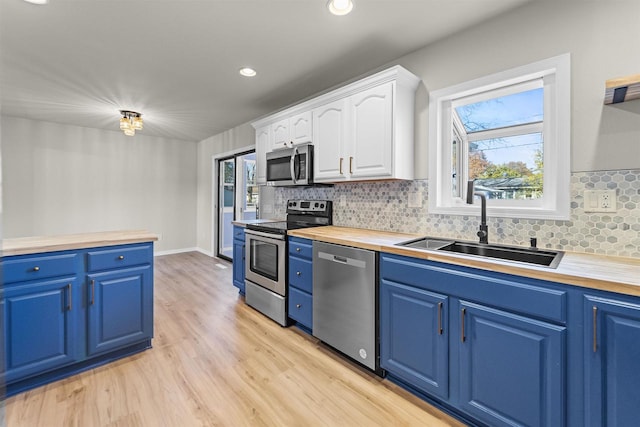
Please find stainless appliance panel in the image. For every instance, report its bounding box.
[245,230,286,296]
[266,144,312,186]
[245,281,287,326]
[313,241,377,370]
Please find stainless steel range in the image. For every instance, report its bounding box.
[244,200,332,326]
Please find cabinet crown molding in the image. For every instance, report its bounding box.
[251,65,420,129]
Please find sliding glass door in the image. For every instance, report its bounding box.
[217,151,258,260]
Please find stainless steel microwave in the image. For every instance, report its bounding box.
[266,144,313,186]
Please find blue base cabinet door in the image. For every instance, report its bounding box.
[87,266,153,356]
[380,279,449,400]
[458,301,566,427]
[232,226,245,294]
[2,277,79,383]
[584,295,640,427]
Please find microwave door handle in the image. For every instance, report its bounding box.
[290,147,298,184]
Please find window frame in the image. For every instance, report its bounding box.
[428,54,571,220]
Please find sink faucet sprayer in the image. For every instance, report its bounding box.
[466,180,488,244]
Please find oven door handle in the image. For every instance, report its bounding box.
[245,229,286,240]
[290,147,298,184]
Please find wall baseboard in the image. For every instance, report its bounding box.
[194,248,214,257]
[154,247,199,257]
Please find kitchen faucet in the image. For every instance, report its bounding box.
[466,180,488,244]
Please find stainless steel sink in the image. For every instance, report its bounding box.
[397,238,564,268]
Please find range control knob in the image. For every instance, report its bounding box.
[320,203,325,209]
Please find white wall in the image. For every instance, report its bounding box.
[196,123,255,254]
[1,116,198,253]
[392,0,640,178]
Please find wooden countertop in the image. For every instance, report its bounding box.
[2,230,158,257]
[288,226,640,297]
[231,219,284,228]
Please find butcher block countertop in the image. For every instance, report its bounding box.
[2,230,158,257]
[288,226,640,297]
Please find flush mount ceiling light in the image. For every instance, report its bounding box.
[23,0,48,4]
[239,67,257,77]
[327,0,354,16]
[119,110,143,136]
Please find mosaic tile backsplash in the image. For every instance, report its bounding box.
[274,169,640,258]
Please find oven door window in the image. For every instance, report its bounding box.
[249,239,279,281]
[266,156,291,182]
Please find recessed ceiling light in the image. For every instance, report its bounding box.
[239,67,257,77]
[327,0,354,16]
[23,0,48,4]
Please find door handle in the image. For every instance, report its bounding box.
[91,279,96,305]
[339,157,343,175]
[67,283,72,311]
[290,147,299,184]
[349,156,353,174]
[438,302,444,335]
[461,308,466,342]
[593,306,598,352]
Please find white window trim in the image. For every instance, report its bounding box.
[428,53,571,220]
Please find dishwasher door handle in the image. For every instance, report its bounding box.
[318,251,366,268]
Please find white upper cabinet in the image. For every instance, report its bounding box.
[255,126,270,185]
[313,99,348,182]
[271,111,312,151]
[252,65,420,184]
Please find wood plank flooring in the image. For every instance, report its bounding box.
[4,252,463,427]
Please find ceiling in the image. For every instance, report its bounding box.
[1,0,530,142]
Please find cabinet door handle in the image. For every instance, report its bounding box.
[33,266,40,272]
[118,255,125,260]
[349,156,353,174]
[339,157,343,175]
[296,247,301,252]
[67,283,72,311]
[296,271,301,276]
[461,308,466,342]
[296,304,301,309]
[91,279,96,305]
[593,306,598,353]
[438,302,444,335]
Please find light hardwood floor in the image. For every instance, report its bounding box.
[5,252,464,427]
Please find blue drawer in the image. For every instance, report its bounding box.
[87,244,152,272]
[233,226,245,241]
[288,287,312,329]
[289,237,312,260]
[289,257,312,294]
[3,252,79,284]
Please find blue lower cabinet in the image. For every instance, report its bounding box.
[87,266,153,356]
[1,242,154,396]
[2,277,79,383]
[380,279,449,400]
[288,236,313,332]
[232,226,245,294]
[458,300,566,427]
[584,295,640,427]
[288,287,312,328]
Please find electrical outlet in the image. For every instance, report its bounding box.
[408,191,422,208]
[157,233,163,241]
[339,195,346,207]
[584,190,616,213]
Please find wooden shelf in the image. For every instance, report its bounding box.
[605,74,640,104]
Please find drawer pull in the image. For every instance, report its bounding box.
[349,156,353,174]
[296,304,302,309]
[90,280,95,305]
[118,255,125,260]
[461,308,466,342]
[296,248,301,252]
[296,271,301,276]
[593,306,598,353]
[67,283,72,311]
[438,302,444,335]
[33,266,40,272]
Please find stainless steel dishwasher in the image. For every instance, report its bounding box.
[313,241,379,372]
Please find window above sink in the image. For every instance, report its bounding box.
[428,54,571,220]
